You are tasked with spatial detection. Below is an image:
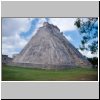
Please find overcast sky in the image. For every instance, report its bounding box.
[2,18,98,58]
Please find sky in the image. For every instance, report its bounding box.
[2,18,98,58]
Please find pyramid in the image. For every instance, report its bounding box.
[12,22,91,69]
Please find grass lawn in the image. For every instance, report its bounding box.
[2,64,98,81]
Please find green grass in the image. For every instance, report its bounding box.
[2,64,98,81]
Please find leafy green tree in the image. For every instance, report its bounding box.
[74,18,98,54]
[87,57,98,68]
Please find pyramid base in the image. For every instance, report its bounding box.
[8,62,92,70]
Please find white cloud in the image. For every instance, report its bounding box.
[79,50,98,58]
[2,49,19,58]
[2,33,28,57]
[2,18,34,57]
[48,18,76,32]
[2,18,34,37]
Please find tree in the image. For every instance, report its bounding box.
[87,57,98,68]
[74,18,98,54]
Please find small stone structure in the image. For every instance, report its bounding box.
[2,55,12,64]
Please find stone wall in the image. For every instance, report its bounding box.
[2,55,12,64]
[8,62,91,70]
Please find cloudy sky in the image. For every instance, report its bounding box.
[2,18,98,58]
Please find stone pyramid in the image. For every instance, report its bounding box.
[12,22,91,69]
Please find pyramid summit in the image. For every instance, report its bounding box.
[12,22,91,69]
